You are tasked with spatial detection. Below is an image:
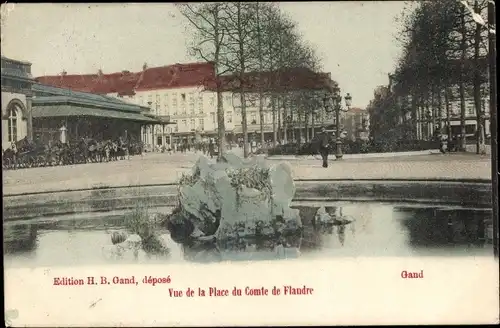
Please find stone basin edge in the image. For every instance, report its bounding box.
[2,179,493,221]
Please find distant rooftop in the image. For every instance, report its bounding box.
[1,55,32,66]
[36,62,216,95]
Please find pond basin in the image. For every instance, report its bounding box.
[3,201,494,268]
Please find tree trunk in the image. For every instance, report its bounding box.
[277,96,281,144]
[304,112,310,142]
[297,110,303,145]
[216,88,225,158]
[437,87,443,129]
[240,88,249,158]
[445,87,452,141]
[459,5,467,151]
[488,0,498,257]
[411,89,418,139]
[311,111,315,139]
[256,3,265,146]
[283,98,288,144]
[425,92,431,139]
[473,0,485,154]
[272,95,277,147]
[236,3,249,158]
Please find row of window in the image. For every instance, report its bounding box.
[204,111,323,126]
[137,92,214,111]
[136,93,277,115]
[2,78,31,91]
[171,118,206,131]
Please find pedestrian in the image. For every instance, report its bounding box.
[10,141,18,169]
[318,127,333,168]
[439,132,447,154]
[208,138,215,159]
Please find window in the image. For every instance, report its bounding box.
[209,96,215,107]
[199,118,205,131]
[172,95,178,115]
[147,94,152,105]
[225,95,232,104]
[251,112,257,125]
[198,95,204,113]
[227,111,233,123]
[466,100,475,116]
[157,136,162,146]
[181,93,186,101]
[210,112,216,124]
[156,94,160,104]
[182,119,187,127]
[164,95,169,112]
[139,96,144,105]
[190,119,195,130]
[7,106,18,142]
[189,93,195,114]
[266,113,272,124]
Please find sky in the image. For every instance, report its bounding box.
[1,2,408,109]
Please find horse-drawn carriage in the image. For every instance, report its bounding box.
[2,137,144,170]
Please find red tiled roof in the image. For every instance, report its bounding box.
[135,62,215,91]
[36,63,332,95]
[35,62,216,95]
[36,71,141,95]
[203,67,336,93]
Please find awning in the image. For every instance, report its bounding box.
[32,104,161,123]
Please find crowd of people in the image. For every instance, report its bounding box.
[2,136,144,170]
[147,139,218,158]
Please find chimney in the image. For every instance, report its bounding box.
[143,62,148,71]
[98,69,103,77]
[61,70,67,76]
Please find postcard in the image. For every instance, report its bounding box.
[2,1,499,326]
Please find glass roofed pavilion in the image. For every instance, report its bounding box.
[31,83,172,144]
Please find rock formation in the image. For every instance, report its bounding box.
[166,153,303,251]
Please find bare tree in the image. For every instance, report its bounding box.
[221,2,258,158]
[177,3,231,159]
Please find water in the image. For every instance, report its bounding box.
[3,203,494,268]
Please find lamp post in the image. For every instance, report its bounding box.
[286,115,293,143]
[147,101,155,150]
[323,87,352,160]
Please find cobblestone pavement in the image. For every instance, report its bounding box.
[2,151,492,195]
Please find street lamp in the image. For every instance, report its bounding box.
[148,100,155,150]
[323,86,352,160]
[286,115,293,142]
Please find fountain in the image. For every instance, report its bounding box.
[164,154,305,260]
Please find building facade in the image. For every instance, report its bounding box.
[37,62,336,147]
[369,76,490,142]
[1,56,36,150]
